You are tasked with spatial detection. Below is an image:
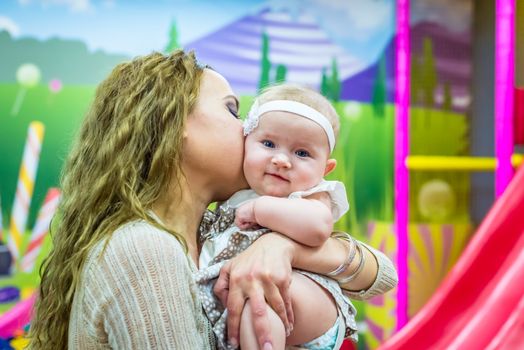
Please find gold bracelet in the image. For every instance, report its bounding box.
[337,240,366,284]
[327,232,357,277]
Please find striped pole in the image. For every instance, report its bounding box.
[7,121,45,266]
[21,188,60,273]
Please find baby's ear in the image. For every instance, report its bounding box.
[324,159,337,176]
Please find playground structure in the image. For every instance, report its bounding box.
[377,0,524,348]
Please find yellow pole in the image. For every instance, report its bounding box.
[406,155,523,171]
[513,154,524,167]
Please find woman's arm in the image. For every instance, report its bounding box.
[292,235,398,297]
[218,232,397,348]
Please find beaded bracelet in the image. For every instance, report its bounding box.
[326,232,357,277]
[337,240,366,284]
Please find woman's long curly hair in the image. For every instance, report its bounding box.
[28,50,204,349]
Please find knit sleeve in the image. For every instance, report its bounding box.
[92,222,214,349]
[342,242,398,301]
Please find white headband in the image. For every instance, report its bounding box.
[243,100,336,152]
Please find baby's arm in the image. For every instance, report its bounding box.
[235,192,333,247]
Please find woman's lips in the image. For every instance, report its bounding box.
[266,173,289,182]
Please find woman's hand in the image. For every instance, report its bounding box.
[214,233,295,349]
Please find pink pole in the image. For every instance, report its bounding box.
[395,0,410,330]
[495,0,515,197]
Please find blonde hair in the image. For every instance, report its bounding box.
[257,83,340,141]
[28,50,204,349]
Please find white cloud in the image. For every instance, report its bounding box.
[102,0,116,9]
[18,0,93,13]
[312,0,392,32]
[301,0,394,42]
[266,0,395,62]
[0,16,21,36]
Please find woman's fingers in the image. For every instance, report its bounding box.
[214,262,231,306]
[225,286,247,348]
[280,281,294,333]
[262,276,291,335]
[223,233,296,349]
[233,287,274,350]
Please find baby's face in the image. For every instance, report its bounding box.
[243,111,332,197]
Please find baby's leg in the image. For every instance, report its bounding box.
[286,272,338,346]
[239,272,338,349]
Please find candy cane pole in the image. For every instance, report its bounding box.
[7,121,45,267]
[21,188,60,273]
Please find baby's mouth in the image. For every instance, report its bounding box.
[266,173,289,182]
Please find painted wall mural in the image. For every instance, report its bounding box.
[0,0,474,348]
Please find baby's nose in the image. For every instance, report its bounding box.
[272,153,291,168]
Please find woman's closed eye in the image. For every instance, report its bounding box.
[262,140,275,148]
[295,149,310,158]
[227,104,240,119]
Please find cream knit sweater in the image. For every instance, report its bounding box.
[68,219,397,349]
[68,220,216,349]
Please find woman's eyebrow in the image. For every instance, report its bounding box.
[223,95,239,110]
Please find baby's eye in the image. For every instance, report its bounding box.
[295,149,310,158]
[262,140,275,148]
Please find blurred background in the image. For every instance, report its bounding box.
[0,0,522,349]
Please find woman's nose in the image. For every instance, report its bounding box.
[271,153,291,168]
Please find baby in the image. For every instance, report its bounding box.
[195,84,360,350]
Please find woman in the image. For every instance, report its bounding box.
[28,50,396,350]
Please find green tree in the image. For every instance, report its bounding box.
[421,37,437,107]
[372,56,387,117]
[258,32,271,91]
[165,20,180,53]
[319,58,341,101]
[275,64,287,83]
[410,54,422,105]
[330,58,341,102]
[320,68,329,98]
[443,82,453,111]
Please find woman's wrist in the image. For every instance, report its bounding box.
[291,236,344,273]
[257,232,296,264]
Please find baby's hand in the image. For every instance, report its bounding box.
[235,201,258,229]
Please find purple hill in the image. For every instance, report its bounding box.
[340,39,395,103]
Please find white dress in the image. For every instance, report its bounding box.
[194,180,357,349]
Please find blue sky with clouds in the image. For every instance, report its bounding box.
[0,0,469,64]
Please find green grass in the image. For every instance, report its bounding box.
[328,102,395,238]
[0,83,96,228]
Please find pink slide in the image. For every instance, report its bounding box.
[380,165,524,349]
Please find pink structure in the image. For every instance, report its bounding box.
[394,0,410,330]
[394,0,516,332]
[495,0,515,197]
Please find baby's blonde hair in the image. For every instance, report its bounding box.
[257,83,340,141]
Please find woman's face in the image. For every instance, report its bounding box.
[183,69,248,201]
